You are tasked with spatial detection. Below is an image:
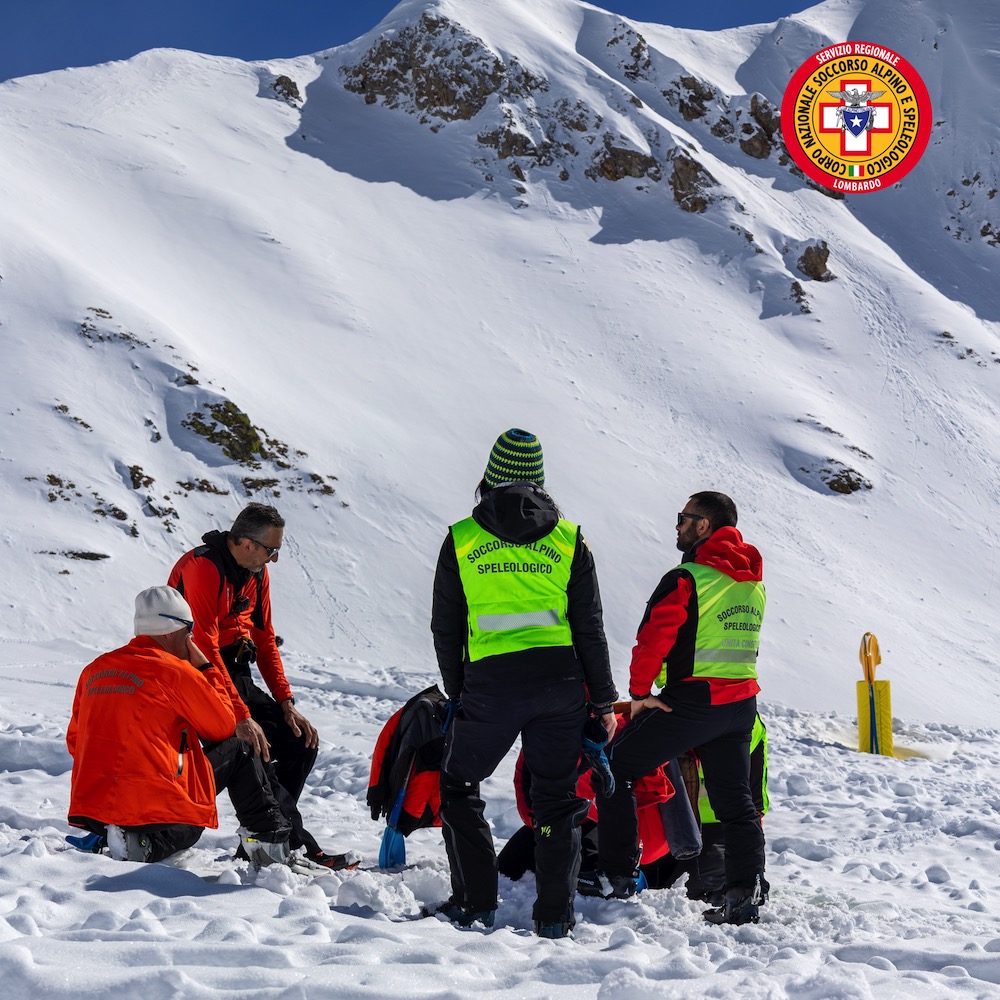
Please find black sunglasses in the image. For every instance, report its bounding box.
[249,537,281,559]
[676,512,708,528]
[159,613,194,632]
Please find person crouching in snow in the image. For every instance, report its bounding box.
[498,712,700,894]
[67,586,292,866]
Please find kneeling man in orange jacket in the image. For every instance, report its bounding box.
[67,586,290,865]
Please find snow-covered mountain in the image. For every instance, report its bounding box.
[3,0,1000,995]
[3,0,997,726]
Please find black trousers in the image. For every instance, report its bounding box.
[597,695,765,892]
[231,672,321,855]
[205,736,291,841]
[440,678,588,924]
[498,820,599,881]
[684,821,726,899]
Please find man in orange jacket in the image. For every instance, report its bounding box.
[67,586,291,865]
[169,503,356,870]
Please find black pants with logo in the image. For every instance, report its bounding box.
[498,820,599,881]
[597,694,766,893]
[440,676,588,924]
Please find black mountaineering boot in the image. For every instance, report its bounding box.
[704,874,768,925]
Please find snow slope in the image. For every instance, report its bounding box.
[1,0,999,995]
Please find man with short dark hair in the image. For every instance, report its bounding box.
[593,491,769,925]
[67,586,292,866]
[169,503,358,870]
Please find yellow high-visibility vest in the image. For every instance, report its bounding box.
[451,517,577,661]
[655,562,765,688]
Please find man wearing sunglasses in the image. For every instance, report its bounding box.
[594,492,769,925]
[169,503,358,870]
[67,586,291,865]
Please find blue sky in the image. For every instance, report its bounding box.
[0,1,808,83]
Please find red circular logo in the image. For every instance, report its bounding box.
[781,42,932,194]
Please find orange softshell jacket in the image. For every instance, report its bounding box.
[169,546,292,718]
[67,636,237,829]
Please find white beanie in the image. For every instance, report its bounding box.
[134,586,194,636]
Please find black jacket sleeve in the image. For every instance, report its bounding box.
[430,533,468,700]
[566,531,618,706]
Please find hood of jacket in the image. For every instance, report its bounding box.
[200,529,255,590]
[687,525,763,582]
[471,484,560,545]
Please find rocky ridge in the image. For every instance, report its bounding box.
[339,11,787,213]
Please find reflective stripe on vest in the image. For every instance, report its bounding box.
[451,517,577,661]
[654,562,766,688]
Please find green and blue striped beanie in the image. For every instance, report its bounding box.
[484,428,544,488]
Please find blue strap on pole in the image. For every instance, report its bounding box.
[379,771,411,868]
[378,823,406,868]
[66,831,105,853]
[868,683,880,755]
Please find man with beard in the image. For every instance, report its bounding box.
[593,491,769,925]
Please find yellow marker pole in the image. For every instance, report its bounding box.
[857,632,893,756]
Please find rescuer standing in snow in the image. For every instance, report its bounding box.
[428,428,618,939]
[595,491,769,925]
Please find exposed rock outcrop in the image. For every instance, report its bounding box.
[670,152,717,213]
[797,241,835,282]
[588,137,661,182]
[272,75,302,106]
[738,94,780,160]
[607,23,652,82]
[341,13,505,122]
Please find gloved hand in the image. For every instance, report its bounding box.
[439,698,461,734]
[581,714,616,797]
[232,636,257,666]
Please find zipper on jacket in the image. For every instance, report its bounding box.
[176,729,189,776]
